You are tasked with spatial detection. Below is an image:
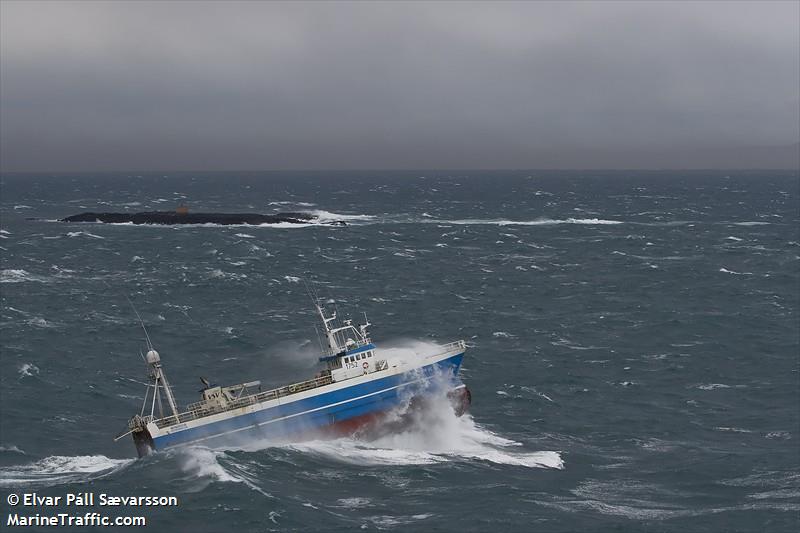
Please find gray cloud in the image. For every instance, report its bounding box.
[1,0,798,171]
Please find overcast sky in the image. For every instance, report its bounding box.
[1,0,798,171]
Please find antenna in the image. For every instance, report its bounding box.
[123,293,180,422]
[313,324,325,353]
[125,295,153,352]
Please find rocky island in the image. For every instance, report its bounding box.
[61,207,346,226]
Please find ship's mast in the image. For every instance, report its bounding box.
[315,302,341,353]
[145,350,180,422]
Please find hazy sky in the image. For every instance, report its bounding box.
[1,0,798,171]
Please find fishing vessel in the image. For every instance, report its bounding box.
[116,299,470,457]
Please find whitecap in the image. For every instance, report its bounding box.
[268,201,316,207]
[435,218,622,226]
[696,383,731,390]
[719,267,753,275]
[66,231,105,239]
[765,431,791,439]
[207,269,247,281]
[176,447,241,483]
[284,390,563,469]
[0,455,132,488]
[18,363,39,378]
[284,275,301,283]
[0,445,25,454]
[308,210,376,223]
[336,497,372,507]
[1,269,46,283]
[26,317,54,328]
[256,222,317,229]
[370,514,434,527]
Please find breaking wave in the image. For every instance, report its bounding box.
[18,363,39,378]
[284,399,562,469]
[1,269,47,283]
[306,210,376,223]
[0,455,132,488]
[432,218,623,226]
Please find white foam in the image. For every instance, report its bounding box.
[719,267,753,275]
[176,447,240,483]
[1,269,46,283]
[287,440,445,465]
[207,269,247,281]
[370,514,434,527]
[764,431,791,439]
[18,363,39,378]
[173,447,272,497]
[336,497,372,507]
[283,388,563,470]
[256,222,318,229]
[308,210,376,223]
[284,275,301,283]
[0,445,25,454]
[66,231,105,239]
[696,383,731,390]
[436,218,622,226]
[268,201,316,207]
[26,317,54,328]
[0,455,132,488]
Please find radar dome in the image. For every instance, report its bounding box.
[145,350,160,364]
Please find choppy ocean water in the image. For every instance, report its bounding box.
[0,170,797,532]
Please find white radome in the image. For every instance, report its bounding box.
[145,350,160,364]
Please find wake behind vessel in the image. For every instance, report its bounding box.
[116,299,470,457]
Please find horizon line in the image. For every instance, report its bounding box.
[2,167,799,175]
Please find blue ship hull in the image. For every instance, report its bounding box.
[149,352,465,451]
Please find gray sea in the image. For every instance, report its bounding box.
[0,170,798,532]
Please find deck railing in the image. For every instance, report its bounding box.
[154,374,335,429]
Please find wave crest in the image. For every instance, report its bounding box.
[0,455,132,488]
